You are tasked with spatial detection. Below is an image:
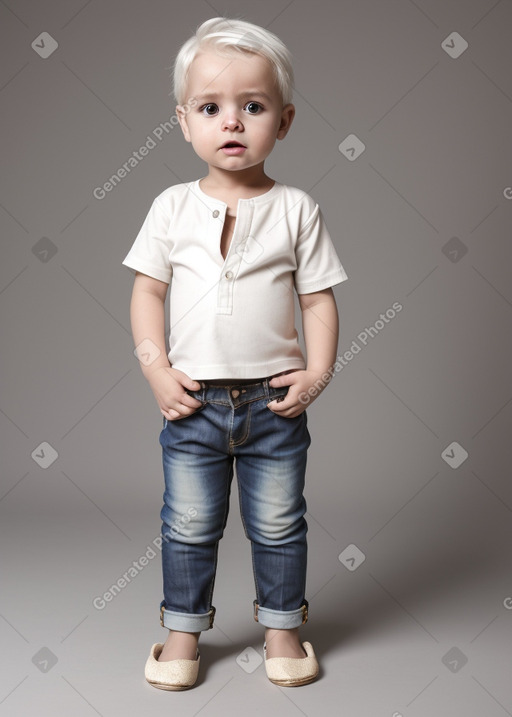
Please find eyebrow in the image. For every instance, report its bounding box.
[194,90,273,102]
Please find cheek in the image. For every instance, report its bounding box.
[258,124,279,150]
[190,138,212,160]
[189,124,213,149]
[259,116,281,141]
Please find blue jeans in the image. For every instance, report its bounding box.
[158,376,311,632]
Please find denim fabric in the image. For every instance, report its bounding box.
[158,377,311,631]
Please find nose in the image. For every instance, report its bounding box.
[222,106,243,131]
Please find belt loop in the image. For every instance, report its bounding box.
[200,380,207,402]
[263,377,270,400]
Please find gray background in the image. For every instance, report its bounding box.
[1,0,511,715]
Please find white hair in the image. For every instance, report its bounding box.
[172,17,294,106]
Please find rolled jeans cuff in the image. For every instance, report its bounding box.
[253,599,309,629]
[160,602,215,632]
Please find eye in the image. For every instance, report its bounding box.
[244,102,263,114]
[201,103,219,116]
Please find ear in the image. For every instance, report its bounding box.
[276,103,295,140]
[176,105,192,142]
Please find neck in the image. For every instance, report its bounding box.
[202,164,273,193]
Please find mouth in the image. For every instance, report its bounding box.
[221,141,246,149]
[220,140,247,156]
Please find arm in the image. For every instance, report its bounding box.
[298,287,339,375]
[129,271,201,420]
[268,288,339,417]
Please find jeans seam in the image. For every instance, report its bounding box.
[230,402,252,448]
[207,461,234,608]
[237,475,261,607]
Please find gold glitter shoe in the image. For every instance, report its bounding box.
[263,640,319,687]
[144,643,200,691]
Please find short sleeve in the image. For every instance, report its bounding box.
[122,196,173,284]
[293,203,348,294]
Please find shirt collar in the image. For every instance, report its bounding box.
[192,178,281,208]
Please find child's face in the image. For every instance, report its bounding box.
[176,47,294,177]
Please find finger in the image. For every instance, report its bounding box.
[180,401,201,415]
[269,375,291,388]
[279,403,304,418]
[268,402,303,418]
[168,399,202,419]
[267,398,293,413]
[269,370,299,388]
[181,374,202,391]
[180,393,203,409]
[161,403,192,421]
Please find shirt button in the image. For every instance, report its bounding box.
[225,271,233,280]
[212,209,220,218]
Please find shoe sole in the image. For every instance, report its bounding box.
[146,679,196,691]
[267,671,319,687]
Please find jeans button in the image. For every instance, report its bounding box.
[231,389,240,398]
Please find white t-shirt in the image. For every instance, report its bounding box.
[122,179,348,379]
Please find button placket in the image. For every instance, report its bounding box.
[209,203,227,269]
[216,201,254,315]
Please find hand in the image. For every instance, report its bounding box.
[147,367,202,421]
[267,369,329,418]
